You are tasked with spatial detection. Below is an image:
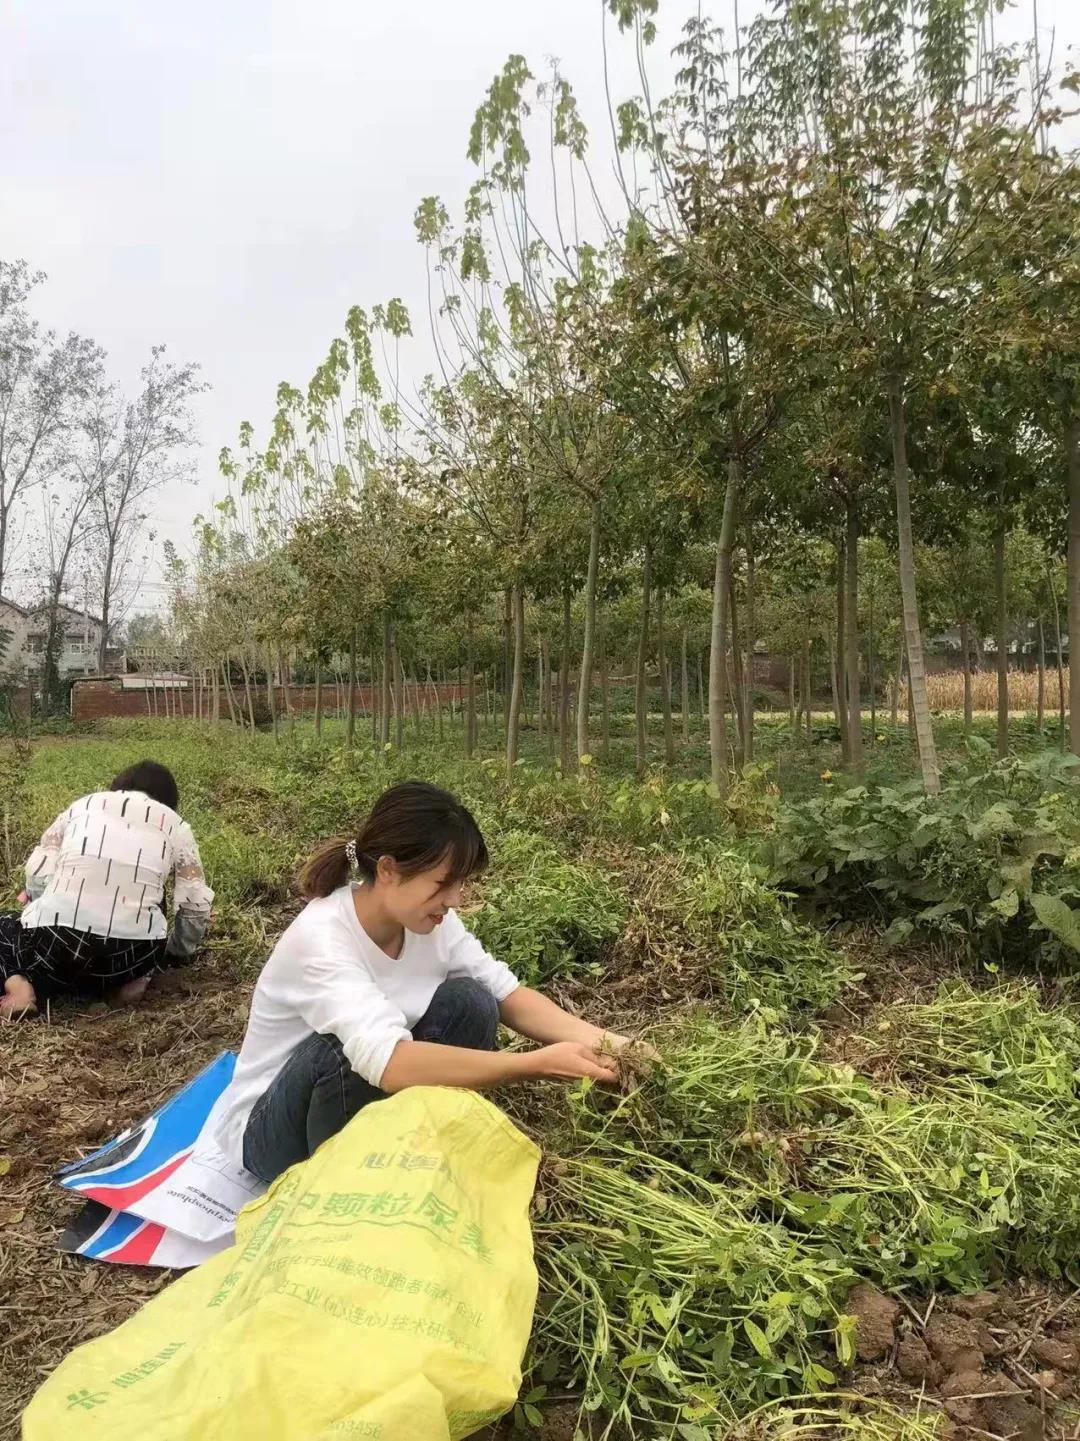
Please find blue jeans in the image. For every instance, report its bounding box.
[241,977,499,1183]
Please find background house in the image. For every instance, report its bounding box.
[0,597,30,675]
[0,596,125,681]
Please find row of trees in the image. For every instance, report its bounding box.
[0,261,202,702]
[163,0,1078,789]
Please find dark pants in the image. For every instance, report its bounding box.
[241,977,500,1184]
[0,912,165,1002]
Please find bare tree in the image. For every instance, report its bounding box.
[94,347,204,671]
[0,260,103,597]
[38,475,102,710]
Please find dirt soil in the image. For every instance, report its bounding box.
[0,964,253,1439]
[844,1281,1080,1441]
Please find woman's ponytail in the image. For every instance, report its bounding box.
[297,836,353,899]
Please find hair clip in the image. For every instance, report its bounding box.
[345,838,359,875]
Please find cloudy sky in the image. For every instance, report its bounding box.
[1,0,1075,612]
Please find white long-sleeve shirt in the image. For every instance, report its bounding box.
[209,884,520,1164]
[22,790,214,944]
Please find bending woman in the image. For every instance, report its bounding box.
[211,780,637,1184]
[0,760,214,1017]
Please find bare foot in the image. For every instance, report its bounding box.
[113,975,152,1006]
[1,974,38,1018]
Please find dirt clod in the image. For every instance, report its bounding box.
[949,1290,999,1319]
[926,1312,986,1375]
[1030,1336,1079,1373]
[847,1284,901,1362]
[940,1370,991,1398]
[895,1335,939,1385]
[941,1370,986,1427]
[937,1368,1046,1441]
[981,1390,1045,1441]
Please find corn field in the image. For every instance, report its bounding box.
[924,667,1070,714]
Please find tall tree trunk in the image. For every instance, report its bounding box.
[789,656,797,731]
[727,569,745,766]
[891,635,903,727]
[709,456,741,789]
[1049,568,1067,752]
[221,661,238,726]
[658,586,675,765]
[212,665,221,724]
[744,543,756,764]
[423,663,435,741]
[887,373,940,792]
[681,626,690,747]
[391,635,404,752]
[466,611,476,758]
[314,655,323,738]
[600,621,610,761]
[1069,413,1080,757]
[540,638,552,758]
[560,586,572,772]
[845,500,863,774]
[1036,616,1046,735]
[537,637,545,742]
[828,636,840,737]
[907,656,915,740]
[380,615,392,748]
[266,645,279,740]
[502,588,512,738]
[960,616,973,737]
[835,538,851,763]
[995,515,1009,759]
[505,583,525,775]
[802,625,812,737]
[346,628,358,747]
[795,647,804,735]
[635,543,653,776]
[240,659,256,732]
[41,581,65,718]
[96,549,114,675]
[868,580,877,736]
[410,664,423,739]
[279,643,294,738]
[577,498,601,763]
[547,648,557,760]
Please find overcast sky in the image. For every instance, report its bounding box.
[2,0,1076,613]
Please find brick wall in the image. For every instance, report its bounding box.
[263,683,467,716]
[72,680,161,721]
[1,686,32,718]
[71,678,469,723]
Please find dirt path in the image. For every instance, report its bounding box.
[0,965,251,1439]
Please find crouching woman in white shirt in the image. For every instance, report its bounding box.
[0,760,214,1018]
[213,780,633,1184]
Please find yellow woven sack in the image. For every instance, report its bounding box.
[25,1087,540,1441]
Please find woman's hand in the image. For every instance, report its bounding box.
[498,989,661,1064]
[17,890,28,907]
[524,1040,620,1085]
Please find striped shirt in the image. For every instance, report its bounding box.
[22,790,214,942]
